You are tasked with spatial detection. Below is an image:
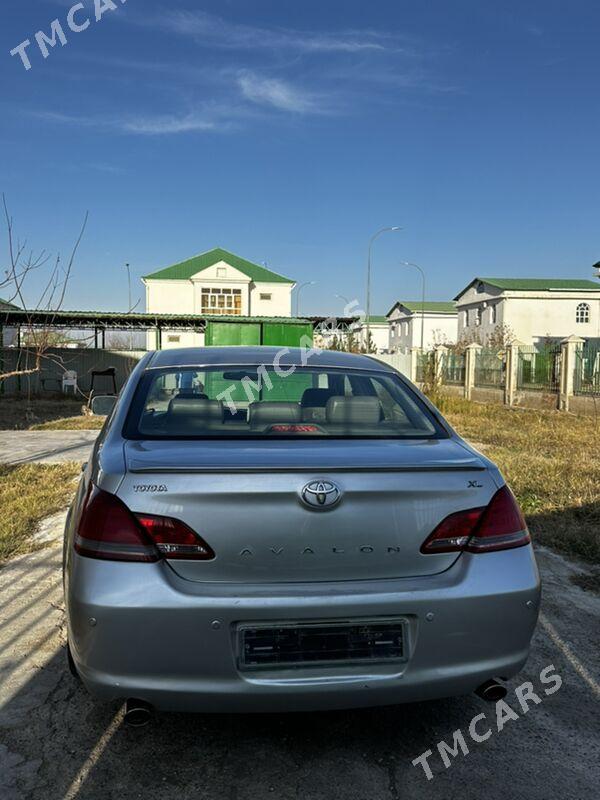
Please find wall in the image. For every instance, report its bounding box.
[0,348,145,396]
[369,351,411,378]
[457,287,600,345]
[145,281,195,314]
[389,309,458,351]
[513,389,559,410]
[356,323,390,353]
[471,387,504,405]
[249,282,293,317]
[503,295,600,344]
[455,283,505,341]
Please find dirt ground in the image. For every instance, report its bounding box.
[0,539,598,800]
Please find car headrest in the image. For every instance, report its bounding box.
[176,390,208,400]
[168,398,223,421]
[248,402,302,426]
[300,388,335,408]
[326,396,382,425]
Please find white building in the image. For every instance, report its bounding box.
[454,278,600,345]
[355,316,390,353]
[387,302,458,352]
[143,248,296,348]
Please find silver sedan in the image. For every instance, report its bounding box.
[64,347,540,722]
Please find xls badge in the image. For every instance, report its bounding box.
[300,480,342,510]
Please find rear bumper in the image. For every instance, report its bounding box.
[65,547,541,712]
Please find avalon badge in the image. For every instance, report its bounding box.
[300,480,342,510]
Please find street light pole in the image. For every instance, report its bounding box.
[125,262,133,350]
[366,227,402,345]
[399,261,426,352]
[296,281,316,316]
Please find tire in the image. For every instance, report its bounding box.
[67,642,81,681]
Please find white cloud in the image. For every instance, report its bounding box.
[238,73,320,113]
[121,114,219,135]
[145,10,393,54]
[32,108,231,135]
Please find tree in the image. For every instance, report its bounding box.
[1,195,88,385]
[360,329,377,355]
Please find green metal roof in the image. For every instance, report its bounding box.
[143,247,295,284]
[203,314,308,324]
[0,308,314,330]
[456,277,600,299]
[387,301,456,316]
[363,315,389,324]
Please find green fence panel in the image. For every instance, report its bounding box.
[474,349,505,388]
[517,346,560,393]
[443,352,466,385]
[573,346,600,396]
[205,322,262,347]
[261,323,314,347]
[415,352,433,383]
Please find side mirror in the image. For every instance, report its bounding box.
[90,395,117,416]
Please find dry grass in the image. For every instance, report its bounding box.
[31,416,105,431]
[438,396,600,564]
[0,463,81,563]
[0,398,85,430]
[0,397,104,430]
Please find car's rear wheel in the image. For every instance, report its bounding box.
[67,642,80,681]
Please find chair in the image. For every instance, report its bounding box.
[62,370,78,395]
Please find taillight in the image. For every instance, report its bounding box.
[421,486,530,555]
[74,485,215,562]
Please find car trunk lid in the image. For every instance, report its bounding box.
[118,439,495,583]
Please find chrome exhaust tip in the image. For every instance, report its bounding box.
[475,679,507,702]
[124,698,153,727]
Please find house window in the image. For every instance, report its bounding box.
[489,305,497,324]
[576,303,590,324]
[167,335,181,344]
[200,288,242,315]
[216,267,227,278]
[475,307,482,326]
[259,293,272,301]
[402,322,409,336]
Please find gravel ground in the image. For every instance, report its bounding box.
[0,533,598,800]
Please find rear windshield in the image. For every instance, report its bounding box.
[123,365,447,440]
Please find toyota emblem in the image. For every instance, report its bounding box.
[300,480,342,510]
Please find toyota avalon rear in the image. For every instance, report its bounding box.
[63,347,540,716]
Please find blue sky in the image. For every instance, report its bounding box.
[1,0,599,316]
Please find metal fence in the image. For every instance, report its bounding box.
[442,352,466,385]
[415,351,434,384]
[0,348,146,396]
[517,346,561,393]
[474,349,505,388]
[573,346,600,396]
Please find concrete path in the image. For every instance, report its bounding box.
[0,534,598,800]
[0,431,99,465]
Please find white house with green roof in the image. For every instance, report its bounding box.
[454,278,600,345]
[355,315,390,353]
[142,248,296,348]
[387,301,458,352]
